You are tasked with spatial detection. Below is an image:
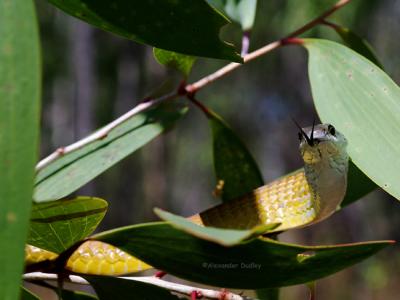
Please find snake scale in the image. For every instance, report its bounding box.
[25,123,349,275]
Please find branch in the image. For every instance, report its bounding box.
[185,0,352,94]
[35,92,178,171]
[35,0,351,171]
[23,272,250,300]
[285,0,351,39]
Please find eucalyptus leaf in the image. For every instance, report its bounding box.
[47,0,242,62]
[304,39,400,200]
[209,111,264,202]
[153,48,196,77]
[28,197,108,253]
[154,208,279,246]
[94,222,392,289]
[85,275,180,300]
[0,1,41,299]
[34,103,187,202]
[207,94,273,298]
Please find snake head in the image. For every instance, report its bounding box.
[298,123,348,165]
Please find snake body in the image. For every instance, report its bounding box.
[192,123,348,232]
[25,123,349,275]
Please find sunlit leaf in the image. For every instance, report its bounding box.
[304,39,400,200]
[47,0,242,62]
[0,1,41,299]
[34,103,187,202]
[28,197,108,253]
[154,208,279,246]
[94,222,392,288]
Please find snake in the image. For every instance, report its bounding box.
[25,123,349,275]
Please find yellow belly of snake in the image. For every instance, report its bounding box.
[25,241,152,275]
[25,170,318,275]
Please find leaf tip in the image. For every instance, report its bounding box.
[153,207,164,216]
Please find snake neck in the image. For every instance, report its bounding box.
[304,152,349,222]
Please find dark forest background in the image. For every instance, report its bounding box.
[35,0,400,298]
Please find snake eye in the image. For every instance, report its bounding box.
[328,124,336,136]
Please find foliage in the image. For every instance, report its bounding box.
[47,0,242,62]
[28,197,108,253]
[305,38,400,200]
[34,103,187,202]
[1,0,399,299]
[0,1,40,299]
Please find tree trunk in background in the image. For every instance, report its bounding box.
[69,19,96,195]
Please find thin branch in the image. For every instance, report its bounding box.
[35,0,351,172]
[285,0,351,39]
[187,94,214,118]
[23,272,249,300]
[35,91,178,171]
[320,19,342,31]
[185,0,351,94]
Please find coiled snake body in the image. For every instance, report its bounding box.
[26,124,349,275]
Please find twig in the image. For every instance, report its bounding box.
[23,272,249,300]
[35,92,178,171]
[35,0,351,172]
[285,0,351,39]
[320,19,342,31]
[185,0,351,94]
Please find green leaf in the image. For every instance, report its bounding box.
[209,111,264,201]
[34,103,187,202]
[153,48,196,78]
[28,197,108,253]
[208,0,258,31]
[330,25,383,69]
[85,275,180,300]
[304,39,400,200]
[154,208,279,246]
[47,0,242,62]
[20,287,40,300]
[0,1,41,299]
[94,222,392,289]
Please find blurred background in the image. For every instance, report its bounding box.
[34,0,400,299]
